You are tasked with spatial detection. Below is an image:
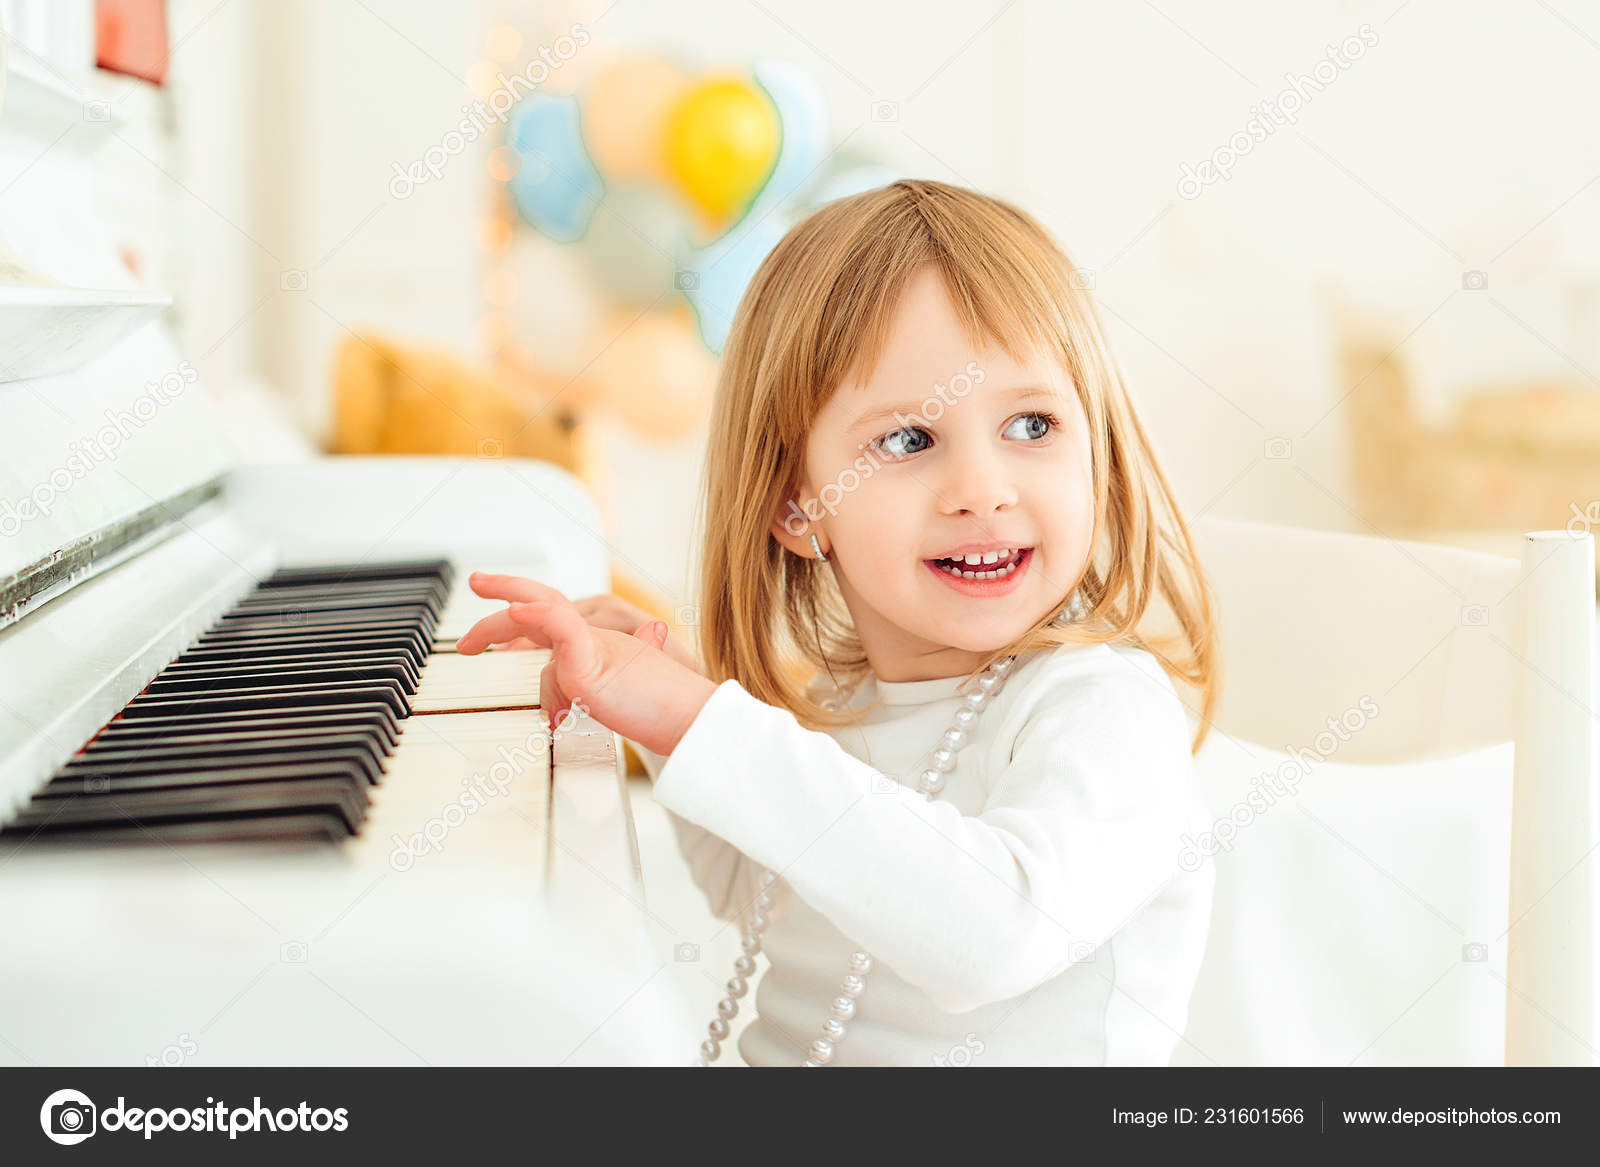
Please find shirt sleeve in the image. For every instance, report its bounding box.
[650,663,1203,1015]
[631,739,765,925]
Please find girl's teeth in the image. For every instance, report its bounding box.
[940,559,1019,581]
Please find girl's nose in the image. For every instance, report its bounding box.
[937,450,1019,516]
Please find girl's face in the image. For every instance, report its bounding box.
[771,266,1095,682]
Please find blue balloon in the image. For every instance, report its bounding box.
[506,94,603,244]
[682,212,791,354]
[746,59,829,221]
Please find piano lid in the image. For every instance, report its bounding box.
[0,34,236,623]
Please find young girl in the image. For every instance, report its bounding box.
[457,179,1219,1067]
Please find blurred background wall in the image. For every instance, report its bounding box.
[7,0,1599,611]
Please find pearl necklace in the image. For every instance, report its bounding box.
[694,653,1019,1067]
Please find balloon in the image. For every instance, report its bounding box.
[574,310,718,441]
[582,54,688,180]
[582,182,696,308]
[506,93,604,244]
[681,212,791,354]
[747,59,829,217]
[663,78,780,226]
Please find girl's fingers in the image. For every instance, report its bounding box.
[455,609,550,654]
[509,600,601,688]
[538,657,568,730]
[468,572,568,606]
[632,619,668,649]
[574,594,648,635]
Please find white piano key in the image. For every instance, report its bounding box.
[409,649,546,713]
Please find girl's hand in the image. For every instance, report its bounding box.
[571,593,705,677]
[458,572,717,756]
[460,580,706,677]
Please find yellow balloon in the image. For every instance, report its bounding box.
[664,78,780,224]
[583,54,688,180]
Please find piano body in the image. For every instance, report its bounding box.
[0,49,684,1065]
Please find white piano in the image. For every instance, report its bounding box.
[0,39,688,1066]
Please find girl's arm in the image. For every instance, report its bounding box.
[635,742,765,925]
[650,659,1211,1016]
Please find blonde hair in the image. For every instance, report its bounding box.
[693,179,1219,752]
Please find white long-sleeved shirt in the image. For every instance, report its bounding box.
[634,639,1215,1067]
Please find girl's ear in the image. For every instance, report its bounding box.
[769,490,826,559]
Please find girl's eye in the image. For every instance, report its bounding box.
[874,426,932,459]
[1004,412,1058,441]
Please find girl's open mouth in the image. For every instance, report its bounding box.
[924,547,1033,596]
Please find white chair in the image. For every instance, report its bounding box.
[1180,517,1596,1065]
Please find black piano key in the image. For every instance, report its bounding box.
[83,728,392,769]
[144,661,417,698]
[197,619,434,646]
[95,708,400,749]
[222,601,441,626]
[3,779,366,839]
[173,638,428,669]
[206,611,444,627]
[228,585,447,615]
[161,650,420,689]
[261,558,452,584]
[209,604,438,625]
[188,630,430,662]
[211,609,437,636]
[122,680,410,720]
[5,813,358,845]
[261,558,452,586]
[238,576,449,601]
[62,740,386,786]
[197,611,435,631]
[46,757,376,797]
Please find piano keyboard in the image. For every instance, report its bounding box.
[1,558,543,845]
